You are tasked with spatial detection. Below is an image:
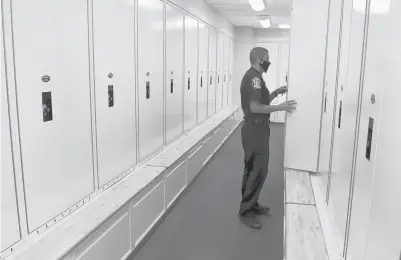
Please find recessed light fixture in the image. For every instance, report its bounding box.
[278,24,291,29]
[259,17,271,28]
[248,0,265,11]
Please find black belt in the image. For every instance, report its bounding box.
[244,119,270,124]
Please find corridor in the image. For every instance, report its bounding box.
[130,123,285,260]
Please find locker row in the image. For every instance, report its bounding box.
[1,0,234,254]
[285,0,401,259]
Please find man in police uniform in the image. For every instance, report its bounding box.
[239,47,297,229]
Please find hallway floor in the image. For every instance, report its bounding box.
[129,123,285,260]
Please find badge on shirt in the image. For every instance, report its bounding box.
[252,77,261,90]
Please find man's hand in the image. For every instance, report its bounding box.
[279,100,297,113]
[275,85,288,95]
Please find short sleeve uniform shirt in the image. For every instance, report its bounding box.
[240,67,271,122]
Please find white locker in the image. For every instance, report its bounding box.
[137,0,164,160]
[11,0,95,231]
[215,33,224,112]
[1,38,21,251]
[197,22,209,124]
[183,15,198,132]
[222,36,230,107]
[327,0,366,253]
[207,28,217,117]
[317,0,343,194]
[92,0,137,187]
[275,43,290,123]
[363,4,401,258]
[228,39,234,106]
[346,1,397,259]
[165,5,184,144]
[283,0,330,172]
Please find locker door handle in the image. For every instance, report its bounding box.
[108,85,114,107]
[324,92,327,113]
[146,81,150,99]
[218,75,220,83]
[170,79,174,93]
[365,117,374,160]
[42,92,53,122]
[188,77,190,90]
[338,101,342,128]
[200,76,203,87]
[210,75,212,85]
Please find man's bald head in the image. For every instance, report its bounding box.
[250,47,269,65]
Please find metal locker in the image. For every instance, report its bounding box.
[215,33,224,112]
[92,0,137,187]
[137,0,164,160]
[11,0,95,232]
[326,0,364,254]
[346,1,395,258]
[1,35,21,251]
[183,15,198,132]
[317,0,343,194]
[165,5,184,144]
[207,28,217,117]
[222,36,230,107]
[197,22,209,124]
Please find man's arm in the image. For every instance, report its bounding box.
[269,90,278,103]
[250,101,283,114]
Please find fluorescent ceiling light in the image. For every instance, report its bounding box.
[278,24,291,29]
[248,0,265,11]
[259,17,271,28]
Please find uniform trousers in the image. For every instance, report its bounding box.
[239,120,270,215]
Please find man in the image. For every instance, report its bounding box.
[238,47,297,229]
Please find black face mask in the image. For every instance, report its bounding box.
[260,60,271,73]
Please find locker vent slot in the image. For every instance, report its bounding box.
[324,92,327,113]
[210,75,212,85]
[338,101,342,128]
[42,92,53,122]
[365,117,374,160]
[188,77,190,90]
[170,79,174,93]
[146,81,150,99]
[108,85,114,107]
[200,76,203,87]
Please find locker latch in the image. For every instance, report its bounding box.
[188,77,190,90]
[170,79,174,93]
[108,85,114,107]
[201,76,203,87]
[42,92,53,122]
[146,81,150,99]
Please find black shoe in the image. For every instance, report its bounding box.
[253,204,270,215]
[238,212,262,229]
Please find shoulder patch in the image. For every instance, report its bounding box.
[252,77,261,89]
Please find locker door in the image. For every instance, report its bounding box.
[165,5,184,144]
[317,0,343,193]
[197,22,209,124]
[326,0,366,254]
[11,0,95,231]
[207,29,217,117]
[254,42,279,122]
[137,0,164,160]
[183,15,198,132]
[1,38,21,251]
[363,4,401,258]
[228,39,234,106]
[92,0,137,187]
[276,43,290,123]
[222,36,230,107]
[215,33,224,112]
[346,2,394,259]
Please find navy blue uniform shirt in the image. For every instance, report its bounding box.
[240,67,271,122]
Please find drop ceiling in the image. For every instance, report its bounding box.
[204,0,293,28]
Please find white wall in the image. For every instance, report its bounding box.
[232,27,290,106]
